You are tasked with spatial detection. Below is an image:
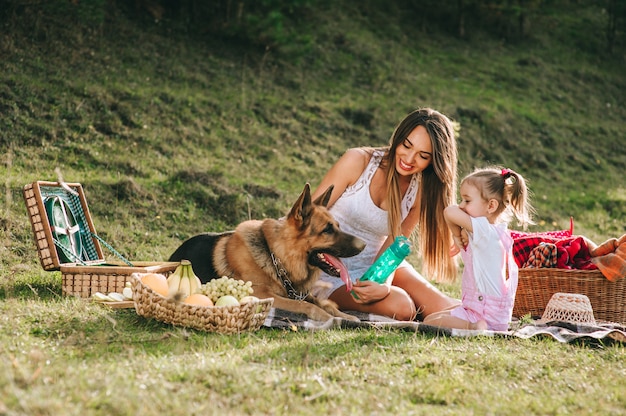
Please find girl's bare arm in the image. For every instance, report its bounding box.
[444,205,472,250]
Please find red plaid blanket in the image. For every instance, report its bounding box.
[513,236,596,269]
[511,218,597,270]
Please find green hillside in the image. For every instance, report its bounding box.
[1,3,626,414]
[1,1,624,282]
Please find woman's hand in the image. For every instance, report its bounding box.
[350,280,391,304]
[449,241,461,257]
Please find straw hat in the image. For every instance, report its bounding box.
[538,292,597,326]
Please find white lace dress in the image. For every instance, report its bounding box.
[313,149,419,299]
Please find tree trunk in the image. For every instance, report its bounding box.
[457,0,465,39]
[607,0,616,54]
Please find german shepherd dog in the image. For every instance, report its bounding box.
[169,184,366,322]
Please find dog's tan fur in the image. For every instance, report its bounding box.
[169,184,365,322]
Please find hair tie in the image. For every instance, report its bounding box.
[501,168,516,184]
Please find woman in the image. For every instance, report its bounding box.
[311,108,460,321]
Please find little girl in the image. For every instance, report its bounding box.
[423,167,534,331]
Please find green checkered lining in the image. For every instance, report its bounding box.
[41,186,133,266]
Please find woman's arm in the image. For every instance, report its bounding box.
[311,148,370,208]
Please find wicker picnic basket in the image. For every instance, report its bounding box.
[131,273,274,333]
[513,268,626,324]
[23,181,179,298]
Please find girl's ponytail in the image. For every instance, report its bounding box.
[502,168,535,228]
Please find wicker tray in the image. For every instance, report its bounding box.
[131,273,274,333]
[24,181,179,297]
[513,268,626,324]
[61,261,179,298]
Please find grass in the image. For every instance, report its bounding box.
[1,2,626,414]
[2,291,626,415]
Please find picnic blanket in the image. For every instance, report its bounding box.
[262,308,626,344]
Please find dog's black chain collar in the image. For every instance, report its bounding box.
[270,252,309,301]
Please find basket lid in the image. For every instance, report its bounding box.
[23,181,105,270]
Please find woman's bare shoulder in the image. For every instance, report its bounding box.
[340,147,374,169]
[318,148,372,191]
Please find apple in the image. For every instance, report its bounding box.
[240,295,264,313]
[239,295,259,304]
[215,295,240,307]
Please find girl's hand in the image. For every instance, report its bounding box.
[460,229,469,248]
[451,234,465,252]
[451,229,470,252]
[351,280,391,304]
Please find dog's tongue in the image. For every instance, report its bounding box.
[323,254,353,291]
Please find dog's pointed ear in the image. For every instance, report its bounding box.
[313,185,334,207]
[287,183,313,229]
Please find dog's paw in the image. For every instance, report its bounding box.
[337,312,360,322]
[318,298,361,322]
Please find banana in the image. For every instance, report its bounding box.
[185,261,201,295]
[177,271,191,298]
[190,275,201,295]
[167,266,183,298]
[187,272,197,296]
[181,261,191,294]
[167,260,200,299]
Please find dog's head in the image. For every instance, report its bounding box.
[286,183,366,291]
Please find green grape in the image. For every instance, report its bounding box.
[199,275,254,303]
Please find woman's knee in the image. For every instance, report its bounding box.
[385,290,416,321]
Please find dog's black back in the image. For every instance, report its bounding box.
[169,232,232,282]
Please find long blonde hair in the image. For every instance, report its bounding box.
[380,108,458,281]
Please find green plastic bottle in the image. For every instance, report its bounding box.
[359,236,412,284]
